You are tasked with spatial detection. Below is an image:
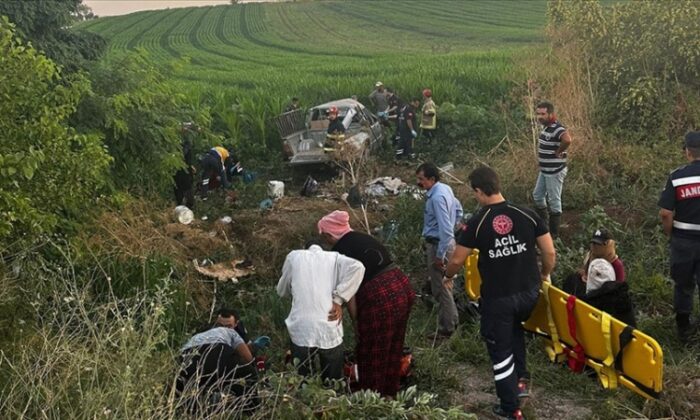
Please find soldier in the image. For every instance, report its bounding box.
[658,131,700,342]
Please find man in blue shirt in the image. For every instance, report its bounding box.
[417,163,463,339]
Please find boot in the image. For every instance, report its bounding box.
[535,207,549,226]
[676,313,693,344]
[549,212,562,239]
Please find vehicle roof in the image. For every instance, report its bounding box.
[311,98,365,110]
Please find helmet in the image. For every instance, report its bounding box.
[375,81,384,87]
[422,89,432,98]
[328,105,339,115]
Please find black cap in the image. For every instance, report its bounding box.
[684,131,700,149]
[590,229,612,245]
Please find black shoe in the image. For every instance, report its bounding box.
[492,405,525,420]
[677,313,694,344]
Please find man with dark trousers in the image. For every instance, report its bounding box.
[532,101,572,238]
[174,122,197,208]
[658,131,700,343]
[445,166,555,420]
[395,98,420,160]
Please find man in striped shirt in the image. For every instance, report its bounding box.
[532,101,572,238]
[658,131,700,343]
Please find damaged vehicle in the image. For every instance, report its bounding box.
[275,98,384,166]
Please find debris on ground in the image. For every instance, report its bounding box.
[259,198,274,211]
[193,258,255,282]
[268,180,285,200]
[300,176,319,197]
[365,176,407,196]
[174,205,194,225]
[364,176,423,199]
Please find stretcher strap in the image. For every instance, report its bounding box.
[542,282,563,361]
[614,325,634,371]
[599,312,618,389]
[601,313,614,367]
[565,295,586,373]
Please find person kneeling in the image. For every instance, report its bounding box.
[176,310,260,413]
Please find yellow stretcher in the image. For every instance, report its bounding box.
[464,252,663,399]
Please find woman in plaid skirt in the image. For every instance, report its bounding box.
[318,211,416,397]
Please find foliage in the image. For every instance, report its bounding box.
[547,0,700,142]
[0,0,105,72]
[0,242,475,419]
[73,52,196,194]
[0,18,110,249]
[438,102,503,150]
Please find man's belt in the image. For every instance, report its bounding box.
[424,236,439,245]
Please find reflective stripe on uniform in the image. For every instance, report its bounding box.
[493,354,513,370]
[494,364,515,381]
[672,176,700,187]
[673,220,700,231]
[493,354,515,381]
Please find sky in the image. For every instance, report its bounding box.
[83,1,255,17]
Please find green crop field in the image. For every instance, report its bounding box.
[79,1,546,105]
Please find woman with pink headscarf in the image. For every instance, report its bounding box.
[317,210,415,398]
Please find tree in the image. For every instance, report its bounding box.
[0,18,111,248]
[73,52,189,194]
[0,0,105,72]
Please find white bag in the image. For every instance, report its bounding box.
[174,205,194,225]
[268,181,285,200]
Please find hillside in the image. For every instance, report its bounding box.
[4,1,699,419]
[77,1,545,101]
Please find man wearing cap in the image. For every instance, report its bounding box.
[276,241,365,382]
[532,101,572,238]
[368,82,389,120]
[420,89,437,145]
[658,131,700,342]
[589,229,625,283]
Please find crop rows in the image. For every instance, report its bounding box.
[77,0,545,130]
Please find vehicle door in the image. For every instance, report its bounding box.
[361,107,383,144]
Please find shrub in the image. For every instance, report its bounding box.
[0,18,111,248]
[73,51,188,194]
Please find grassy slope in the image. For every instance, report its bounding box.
[78,1,545,105]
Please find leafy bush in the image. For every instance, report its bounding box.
[438,102,502,150]
[0,18,111,248]
[547,0,700,142]
[73,51,191,194]
[0,0,106,73]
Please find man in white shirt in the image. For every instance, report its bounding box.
[277,241,365,381]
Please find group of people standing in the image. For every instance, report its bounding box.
[278,210,416,398]
[173,93,700,420]
[368,81,437,160]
